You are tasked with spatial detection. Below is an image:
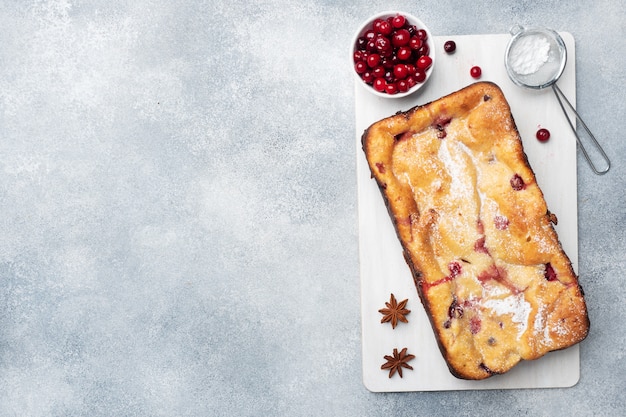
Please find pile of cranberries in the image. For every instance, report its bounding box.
[353,14,432,95]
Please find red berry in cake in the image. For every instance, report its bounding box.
[494,215,509,230]
[474,236,489,254]
[510,174,525,191]
[544,263,558,282]
[536,128,551,142]
[448,262,462,277]
[470,66,482,78]
[444,40,456,53]
[444,297,464,328]
[449,298,464,318]
[470,316,482,334]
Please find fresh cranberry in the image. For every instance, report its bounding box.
[510,174,525,191]
[417,44,430,56]
[391,14,406,28]
[367,53,380,68]
[385,82,398,94]
[380,56,395,69]
[393,64,409,79]
[414,69,427,83]
[362,71,374,84]
[364,29,376,40]
[409,36,422,50]
[373,78,386,92]
[378,20,392,35]
[444,40,456,53]
[470,66,482,78]
[406,75,417,88]
[373,19,384,33]
[536,128,550,142]
[397,79,409,92]
[392,29,411,47]
[375,36,391,53]
[416,55,432,70]
[355,61,367,74]
[416,29,428,40]
[372,65,385,78]
[397,46,412,61]
[356,37,368,50]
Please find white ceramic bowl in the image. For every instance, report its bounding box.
[351,11,435,98]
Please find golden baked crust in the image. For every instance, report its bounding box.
[362,82,589,380]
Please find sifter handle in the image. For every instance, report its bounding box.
[551,84,611,175]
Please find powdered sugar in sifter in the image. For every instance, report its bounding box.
[504,25,610,175]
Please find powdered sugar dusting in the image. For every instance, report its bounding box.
[483,293,531,339]
[437,138,473,204]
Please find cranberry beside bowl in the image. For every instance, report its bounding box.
[351,11,435,98]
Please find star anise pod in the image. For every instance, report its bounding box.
[379,293,410,329]
[381,347,415,378]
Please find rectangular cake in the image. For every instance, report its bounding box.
[361,82,589,380]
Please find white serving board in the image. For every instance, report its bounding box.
[356,33,580,392]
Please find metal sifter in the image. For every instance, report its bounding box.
[504,25,610,175]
